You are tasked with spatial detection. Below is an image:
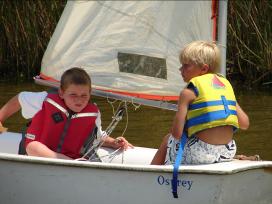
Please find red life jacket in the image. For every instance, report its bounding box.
[25,93,99,159]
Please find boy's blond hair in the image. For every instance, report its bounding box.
[179,41,221,73]
[60,67,92,91]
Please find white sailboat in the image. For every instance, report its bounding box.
[0,1,271,204]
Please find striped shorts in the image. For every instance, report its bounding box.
[164,134,237,165]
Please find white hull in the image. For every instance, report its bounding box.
[0,132,272,204]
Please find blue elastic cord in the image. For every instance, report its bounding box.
[171,132,187,198]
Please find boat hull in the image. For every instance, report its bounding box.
[1,132,272,204]
[1,153,272,204]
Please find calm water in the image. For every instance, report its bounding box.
[0,82,272,161]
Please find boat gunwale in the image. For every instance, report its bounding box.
[1,152,272,175]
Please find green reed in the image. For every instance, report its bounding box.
[0,0,65,81]
[227,0,272,87]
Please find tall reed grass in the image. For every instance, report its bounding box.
[0,1,271,86]
[227,0,272,86]
[0,0,65,81]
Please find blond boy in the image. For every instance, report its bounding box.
[152,41,249,165]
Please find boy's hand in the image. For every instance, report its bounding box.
[114,137,134,150]
[0,122,8,133]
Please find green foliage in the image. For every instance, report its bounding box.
[227,0,272,87]
[0,0,65,81]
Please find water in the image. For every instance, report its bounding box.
[0,82,272,161]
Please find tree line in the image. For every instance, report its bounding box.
[0,0,271,87]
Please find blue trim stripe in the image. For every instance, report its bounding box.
[189,100,236,110]
[186,110,237,128]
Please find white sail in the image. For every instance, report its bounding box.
[40,1,214,103]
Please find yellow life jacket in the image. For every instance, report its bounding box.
[186,73,239,137]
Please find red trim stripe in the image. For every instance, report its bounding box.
[211,0,218,41]
[39,73,59,82]
[94,88,179,101]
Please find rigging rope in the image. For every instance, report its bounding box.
[107,96,118,116]
[82,100,128,162]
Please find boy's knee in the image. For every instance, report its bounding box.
[163,133,171,143]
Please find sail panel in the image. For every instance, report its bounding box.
[41,1,213,101]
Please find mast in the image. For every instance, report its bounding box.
[217,0,228,76]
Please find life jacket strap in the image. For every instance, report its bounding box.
[171,132,187,198]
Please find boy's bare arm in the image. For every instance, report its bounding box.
[26,141,72,160]
[171,88,195,139]
[0,94,21,132]
[236,103,249,130]
[0,94,21,124]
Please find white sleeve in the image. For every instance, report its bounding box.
[18,91,48,119]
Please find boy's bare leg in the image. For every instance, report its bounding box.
[151,134,170,165]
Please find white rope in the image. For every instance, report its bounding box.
[121,149,124,164]
[99,147,122,163]
[107,96,118,115]
[131,99,141,110]
[120,101,128,137]
[82,101,126,161]
[102,101,129,163]
[82,99,139,163]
